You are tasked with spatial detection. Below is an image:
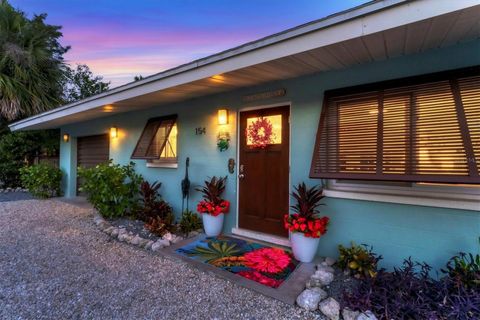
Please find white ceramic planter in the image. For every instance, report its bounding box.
[290,232,320,263]
[202,213,224,237]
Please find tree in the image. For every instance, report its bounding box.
[134,75,144,81]
[0,0,69,121]
[63,64,110,103]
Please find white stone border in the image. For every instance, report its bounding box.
[0,187,28,193]
[92,213,202,252]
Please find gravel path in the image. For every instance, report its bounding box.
[0,199,322,320]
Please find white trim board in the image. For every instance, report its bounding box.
[324,189,480,211]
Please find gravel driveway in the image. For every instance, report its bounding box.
[0,199,321,320]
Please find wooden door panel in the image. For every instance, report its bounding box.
[239,106,289,237]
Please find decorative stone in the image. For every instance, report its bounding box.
[318,297,340,320]
[342,308,360,320]
[305,278,323,289]
[356,311,378,320]
[311,269,334,286]
[15,187,22,192]
[317,264,335,274]
[118,233,130,242]
[130,235,143,245]
[144,240,154,250]
[157,239,170,247]
[296,287,327,311]
[162,232,174,242]
[103,226,115,234]
[151,241,166,251]
[188,231,199,238]
[172,235,184,244]
[321,257,336,267]
[118,228,127,235]
[110,228,119,237]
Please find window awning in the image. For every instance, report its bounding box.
[9,0,480,131]
[310,67,480,184]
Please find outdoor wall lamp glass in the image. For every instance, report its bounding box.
[63,134,70,143]
[110,126,118,139]
[218,108,229,125]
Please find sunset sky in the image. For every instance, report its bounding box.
[11,0,367,88]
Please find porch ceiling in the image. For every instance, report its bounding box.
[10,0,480,131]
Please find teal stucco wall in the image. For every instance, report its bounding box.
[60,40,480,270]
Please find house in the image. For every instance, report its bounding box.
[11,0,479,270]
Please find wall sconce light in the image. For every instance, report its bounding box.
[218,108,229,125]
[110,126,118,139]
[63,134,70,143]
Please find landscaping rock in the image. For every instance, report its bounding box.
[317,264,335,274]
[342,308,360,320]
[305,278,323,289]
[162,232,174,242]
[103,226,115,235]
[144,240,154,250]
[172,235,184,244]
[118,233,130,242]
[318,297,340,320]
[151,241,164,251]
[130,235,143,245]
[311,269,334,286]
[110,228,119,237]
[295,287,327,311]
[322,257,336,266]
[356,311,378,320]
[188,231,199,238]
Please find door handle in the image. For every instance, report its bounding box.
[239,164,245,179]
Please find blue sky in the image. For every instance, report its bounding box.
[11,0,367,87]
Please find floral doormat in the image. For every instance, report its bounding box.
[175,235,300,288]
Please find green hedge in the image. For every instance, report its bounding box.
[20,164,62,198]
[78,161,142,218]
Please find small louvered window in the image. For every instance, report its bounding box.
[131,115,177,160]
[310,68,480,184]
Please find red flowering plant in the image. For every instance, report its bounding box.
[196,176,230,217]
[284,183,329,238]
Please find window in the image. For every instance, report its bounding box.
[246,115,283,145]
[131,115,178,167]
[310,68,480,184]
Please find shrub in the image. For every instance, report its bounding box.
[78,161,142,218]
[19,164,62,198]
[342,258,480,319]
[337,242,382,278]
[179,210,203,235]
[136,180,173,222]
[145,212,176,237]
[442,251,480,289]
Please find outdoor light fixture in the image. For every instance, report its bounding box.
[110,126,118,139]
[218,108,229,125]
[63,134,70,143]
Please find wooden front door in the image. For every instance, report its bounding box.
[238,106,289,237]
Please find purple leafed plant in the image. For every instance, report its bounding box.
[342,257,480,320]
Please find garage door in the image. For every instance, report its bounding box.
[77,134,110,192]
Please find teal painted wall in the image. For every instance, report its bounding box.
[60,40,480,270]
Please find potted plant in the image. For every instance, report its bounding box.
[284,183,329,262]
[196,176,230,236]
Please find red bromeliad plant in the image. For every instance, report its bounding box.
[284,183,329,238]
[196,176,230,217]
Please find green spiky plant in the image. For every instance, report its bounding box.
[290,182,325,219]
[196,176,227,205]
[186,241,241,263]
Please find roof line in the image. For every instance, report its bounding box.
[10,0,408,129]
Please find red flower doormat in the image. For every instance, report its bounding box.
[175,235,300,288]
